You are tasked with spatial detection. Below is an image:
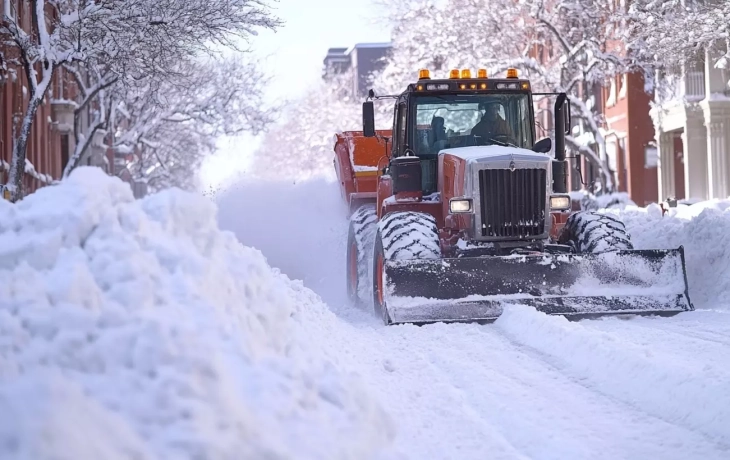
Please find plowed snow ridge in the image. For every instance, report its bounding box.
[217,178,730,458]
[0,169,391,460]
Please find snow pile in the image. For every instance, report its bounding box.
[0,168,391,460]
[495,305,730,445]
[608,199,730,309]
[569,190,636,211]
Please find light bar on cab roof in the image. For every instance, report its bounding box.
[427,83,450,91]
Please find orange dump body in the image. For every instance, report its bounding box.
[333,130,392,212]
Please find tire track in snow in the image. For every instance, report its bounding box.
[416,324,726,460]
[336,324,530,460]
[489,320,730,452]
[584,311,730,348]
[493,305,730,449]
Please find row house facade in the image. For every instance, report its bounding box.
[601,71,659,206]
[651,43,730,202]
[1,1,143,200]
[529,1,730,206]
[1,0,64,195]
[601,45,730,205]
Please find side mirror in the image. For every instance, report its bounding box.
[575,152,582,173]
[564,100,571,135]
[532,137,552,153]
[363,101,375,138]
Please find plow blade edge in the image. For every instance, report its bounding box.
[382,247,693,325]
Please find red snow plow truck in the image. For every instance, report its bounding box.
[333,68,693,325]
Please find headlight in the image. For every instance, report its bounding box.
[449,198,473,213]
[550,195,571,211]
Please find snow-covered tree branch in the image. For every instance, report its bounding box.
[372,0,647,192]
[250,69,390,181]
[112,55,276,191]
[625,0,730,75]
[1,0,281,200]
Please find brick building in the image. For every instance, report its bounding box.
[1,0,124,200]
[1,0,62,196]
[601,72,660,206]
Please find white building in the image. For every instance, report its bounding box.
[651,44,730,201]
[322,43,392,98]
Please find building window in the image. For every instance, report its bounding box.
[644,144,658,169]
[2,0,17,19]
[61,134,69,170]
[618,74,627,99]
[606,77,617,107]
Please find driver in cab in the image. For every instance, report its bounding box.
[471,101,513,143]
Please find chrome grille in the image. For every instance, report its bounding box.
[478,168,546,238]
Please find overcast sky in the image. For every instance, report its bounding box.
[200,0,390,189]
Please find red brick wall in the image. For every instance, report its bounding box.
[1,0,64,196]
[602,72,659,206]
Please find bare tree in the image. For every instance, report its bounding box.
[249,70,391,181]
[374,0,644,192]
[625,0,729,77]
[1,0,281,200]
[111,55,276,191]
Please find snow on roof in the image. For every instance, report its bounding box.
[440,145,550,163]
[345,42,393,55]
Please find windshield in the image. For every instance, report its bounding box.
[413,93,534,156]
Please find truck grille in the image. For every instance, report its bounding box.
[478,168,546,238]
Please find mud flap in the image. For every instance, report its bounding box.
[382,247,693,325]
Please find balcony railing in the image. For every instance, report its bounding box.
[657,67,706,104]
[685,70,706,99]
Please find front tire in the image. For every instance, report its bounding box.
[372,211,440,325]
[559,211,634,254]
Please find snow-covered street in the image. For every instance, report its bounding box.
[1,170,729,459]
[2,0,729,456]
[217,177,730,459]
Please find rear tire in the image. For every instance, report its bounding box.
[372,212,441,325]
[346,204,377,308]
[559,211,634,254]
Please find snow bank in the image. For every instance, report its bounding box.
[569,190,636,210]
[495,305,730,445]
[607,199,730,309]
[0,168,391,460]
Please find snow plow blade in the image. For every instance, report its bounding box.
[383,247,693,325]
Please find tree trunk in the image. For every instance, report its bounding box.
[63,126,96,178]
[7,97,42,202]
